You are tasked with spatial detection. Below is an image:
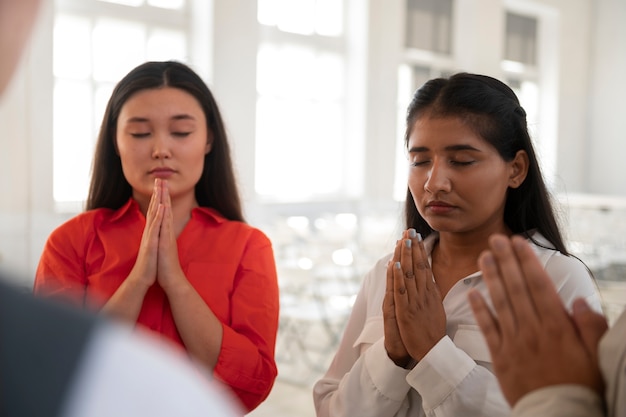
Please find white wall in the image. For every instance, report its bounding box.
[0,0,71,286]
[587,0,626,195]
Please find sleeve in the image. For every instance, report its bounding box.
[408,336,510,417]
[212,229,280,412]
[313,259,416,417]
[511,385,605,417]
[33,217,89,308]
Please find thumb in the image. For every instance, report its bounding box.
[571,298,608,361]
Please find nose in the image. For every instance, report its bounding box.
[423,160,451,194]
[151,134,172,160]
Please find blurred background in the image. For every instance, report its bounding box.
[1,0,625,415]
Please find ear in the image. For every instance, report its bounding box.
[508,150,529,189]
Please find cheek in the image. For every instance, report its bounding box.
[117,144,145,179]
[187,147,207,175]
[407,170,425,193]
[468,173,510,202]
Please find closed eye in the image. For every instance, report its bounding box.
[172,131,192,138]
[130,132,151,138]
[450,160,475,166]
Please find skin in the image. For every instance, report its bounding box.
[102,87,223,371]
[383,115,529,366]
[468,234,606,406]
[0,0,42,95]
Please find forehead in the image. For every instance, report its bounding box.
[119,87,205,119]
[408,115,488,150]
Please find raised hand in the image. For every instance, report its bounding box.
[154,179,186,292]
[468,234,605,406]
[383,229,446,367]
[383,236,411,367]
[125,178,165,288]
[102,178,164,320]
[393,229,446,362]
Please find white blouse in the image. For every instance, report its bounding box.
[313,232,603,417]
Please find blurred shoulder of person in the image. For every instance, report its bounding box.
[0,276,242,417]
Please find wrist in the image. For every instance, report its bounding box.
[160,273,191,297]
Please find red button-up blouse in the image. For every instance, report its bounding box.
[34,199,279,412]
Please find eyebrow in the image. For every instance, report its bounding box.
[408,144,482,153]
[125,114,196,123]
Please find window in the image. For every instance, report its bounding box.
[502,4,560,189]
[502,11,539,123]
[255,0,353,202]
[504,12,537,65]
[395,0,455,201]
[405,0,454,54]
[502,11,540,172]
[53,0,190,209]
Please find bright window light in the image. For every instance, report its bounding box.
[98,0,143,6]
[257,0,343,36]
[53,80,94,202]
[92,19,146,82]
[53,1,189,208]
[53,15,91,79]
[255,42,346,200]
[147,29,187,61]
[148,0,185,9]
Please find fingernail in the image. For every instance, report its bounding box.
[481,252,495,266]
[395,262,401,269]
[408,229,417,238]
[405,239,412,248]
[491,236,506,251]
[417,233,423,242]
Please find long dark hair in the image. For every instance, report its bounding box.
[403,72,567,254]
[86,61,245,222]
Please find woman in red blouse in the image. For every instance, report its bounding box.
[34,61,279,413]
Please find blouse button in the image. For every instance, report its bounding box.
[463,278,471,285]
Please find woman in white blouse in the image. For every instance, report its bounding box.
[313,73,602,417]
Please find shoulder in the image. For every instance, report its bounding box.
[48,208,116,238]
[62,323,243,417]
[527,233,589,275]
[527,233,600,309]
[47,201,141,243]
[599,309,626,416]
[0,279,99,416]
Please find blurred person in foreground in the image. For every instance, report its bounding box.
[0,0,241,415]
[469,233,624,417]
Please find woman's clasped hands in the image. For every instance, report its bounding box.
[383,229,447,368]
[130,178,186,293]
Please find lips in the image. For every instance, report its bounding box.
[426,200,453,208]
[149,167,176,178]
[425,200,456,214]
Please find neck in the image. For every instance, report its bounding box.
[136,192,198,237]
[435,225,513,266]
[169,195,198,236]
